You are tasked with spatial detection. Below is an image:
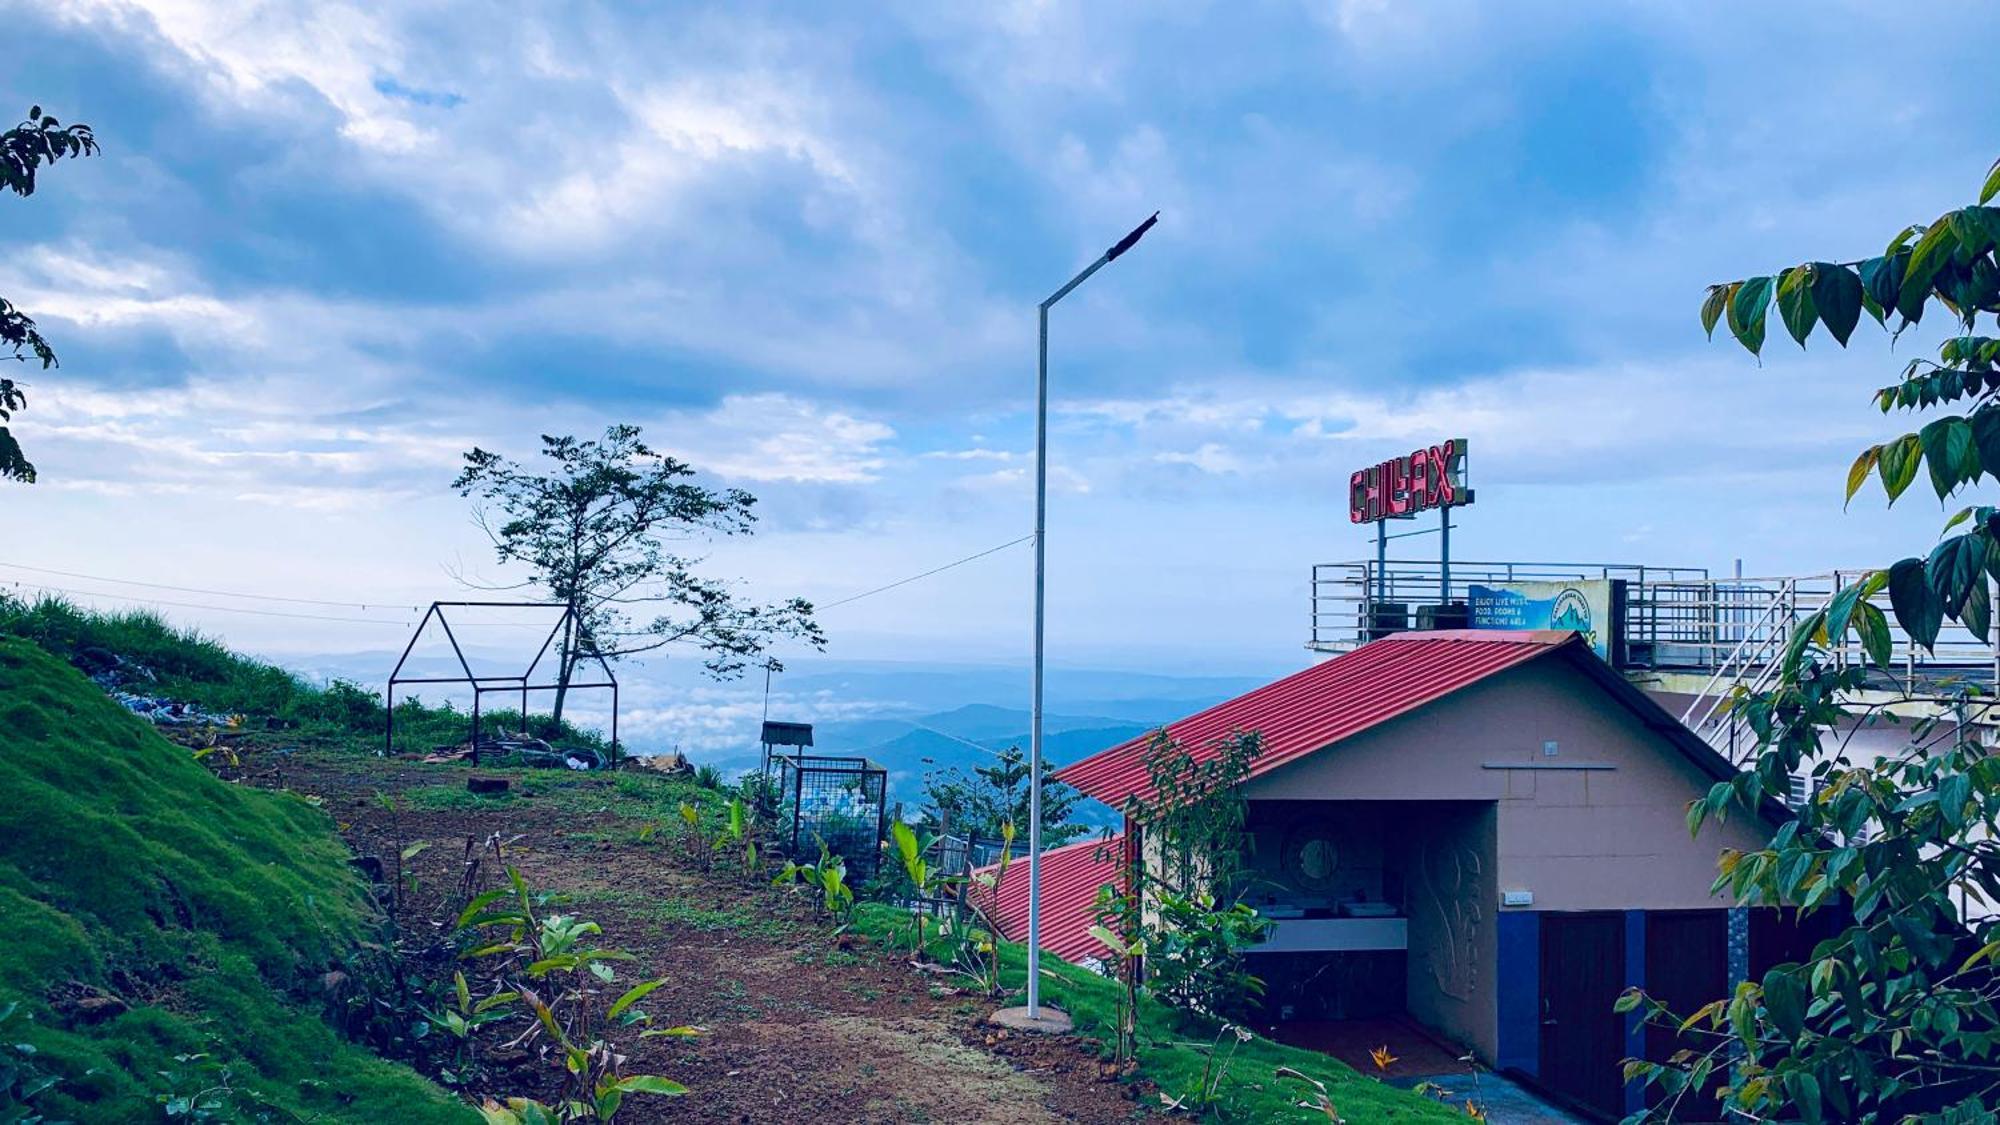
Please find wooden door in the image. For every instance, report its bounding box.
[1644,911,1728,1119]
[1539,912,1627,1119]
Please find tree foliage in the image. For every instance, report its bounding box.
[1097,730,1272,1025]
[919,743,1090,848]
[1625,155,2000,1123]
[454,425,824,730]
[2,106,99,484]
[1125,728,1263,896]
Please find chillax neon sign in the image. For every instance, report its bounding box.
[1349,438,1474,524]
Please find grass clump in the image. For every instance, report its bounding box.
[0,637,469,1122]
[848,903,1462,1122]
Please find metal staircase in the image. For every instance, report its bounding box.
[1676,579,1798,764]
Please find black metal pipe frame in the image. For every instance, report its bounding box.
[383,601,621,766]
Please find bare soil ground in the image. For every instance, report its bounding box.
[263,752,1149,1124]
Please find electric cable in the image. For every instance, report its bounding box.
[816,534,1033,610]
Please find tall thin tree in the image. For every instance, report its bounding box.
[454,425,824,736]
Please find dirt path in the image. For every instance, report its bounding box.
[269,755,1146,1124]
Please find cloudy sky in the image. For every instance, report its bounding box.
[5,1,1999,689]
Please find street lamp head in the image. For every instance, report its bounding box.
[1105,211,1159,262]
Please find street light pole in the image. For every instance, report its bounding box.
[1027,211,1158,1021]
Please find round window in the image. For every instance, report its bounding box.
[1282,830,1339,890]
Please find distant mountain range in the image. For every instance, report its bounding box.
[711,702,1157,832]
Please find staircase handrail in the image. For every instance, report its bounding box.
[1680,577,1799,736]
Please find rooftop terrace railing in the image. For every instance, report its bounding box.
[1310,559,2000,685]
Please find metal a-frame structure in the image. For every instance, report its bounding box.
[385,601,619,765]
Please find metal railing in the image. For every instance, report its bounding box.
[1311,559,2000,760]
[1313,559,1997,675]
[1309,559,1709,652]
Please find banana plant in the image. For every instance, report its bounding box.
[676,801,711,869]
[891,820,938,955]
[772,836,855,931]
[713,798,758,877]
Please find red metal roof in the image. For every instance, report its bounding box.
[1054,630,1579,810]
[972,833,1126,964]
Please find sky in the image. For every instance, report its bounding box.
[5,1,2000,718]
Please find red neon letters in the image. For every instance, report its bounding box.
[1349,439,1473,524]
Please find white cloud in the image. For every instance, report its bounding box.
[661,394,894,485]
[3,246,258,344]
[1155,442,1246,475]
[921,448,1018,462]
[55,0,435,152]
[507,74,861,251]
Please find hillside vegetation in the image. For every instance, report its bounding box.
[0,637,468,1121]
[0,595,605,756]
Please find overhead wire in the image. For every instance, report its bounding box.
[815,534,1034,610]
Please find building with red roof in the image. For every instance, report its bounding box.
[1039,628,1801,1121]
[972,833,1126,966]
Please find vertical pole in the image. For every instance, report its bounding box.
[471,689,482,768]
[1374,520,1387,634]
[1028,302,1049,1019]
[385,684,395,757]
[1440,503,1451,609]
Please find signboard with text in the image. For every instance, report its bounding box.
[1349,438,1474,524]
[1467,579,1625,663]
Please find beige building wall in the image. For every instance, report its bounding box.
[1241,656,1771,913]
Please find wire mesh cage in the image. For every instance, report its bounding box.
[773,754,889,880]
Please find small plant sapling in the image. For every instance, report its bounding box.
[676,801,711,869]
[1088,883,1147,1070]
[952,819,1015,994]
[422,970,517,1086]
[772,836,855,932]
[816,848,855,931]
[713,797,758,878]
[1146,887,1272,1020]
[891,820,939,956]
[455,841,696,1121]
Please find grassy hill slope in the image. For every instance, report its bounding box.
[0,637,468,1121]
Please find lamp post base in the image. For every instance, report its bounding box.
[988,1005,1074,1034]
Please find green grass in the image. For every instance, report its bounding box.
[647,897,801,941]
[848,903,1463,1122]
[398,770,725,828]
[0,637,470,1122]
